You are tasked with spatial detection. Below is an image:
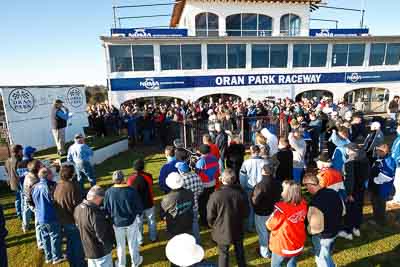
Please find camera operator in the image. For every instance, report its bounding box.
[51,99,69,156]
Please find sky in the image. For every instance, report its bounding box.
[0,0,399,86]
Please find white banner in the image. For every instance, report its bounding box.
[1,85,89,150]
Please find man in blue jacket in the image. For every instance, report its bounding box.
[390,125,400,205]
[158,148,186,194]
[32,168,65,264]
[104,170,144,267]
[51,99,69,156]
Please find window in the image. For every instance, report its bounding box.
[181,45,202,70]
[369,43,386,66]
[208,44,226,69]
[109,45,132,72]
[385,43,400,65]
[160,45,181,70]
[348,44,365,66]
[311,44,328,67]
[132,45,154,71]
[270,44,288,68]
[332,44,348,66]
[196,12,219,37]
[280,14,301,36]
[293,44,310,67]
[228,44,246,68]
[226,14,272,36]
[252,44,269,68]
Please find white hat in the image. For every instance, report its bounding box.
[207,109,214,115]
[370,121,381,130]
[260,128,270,138]
[166,234,204,267]
[166,172,184,190]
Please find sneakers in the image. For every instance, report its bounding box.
[352,228,361,237]
[337,230,353,240]
[52,256,66,265]
[135,256,143,267]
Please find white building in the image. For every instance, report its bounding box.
[101,0,400,112]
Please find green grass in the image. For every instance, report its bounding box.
[1,145,400,267]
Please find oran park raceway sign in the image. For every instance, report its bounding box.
[109,70,400,91]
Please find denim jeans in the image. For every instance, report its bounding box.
[34,211,43,249]
[76,161,96,193]
[245,188,255,232]
[39,222,62,262]
[137,207,157,244]
[22,196,33,230]
[254,214,270,258]
[62,224,86,267]
[311,235,336,267]
[15,183,23,219]
[114,221,141,267]
[88,253,112,267]
[271,253,297,267]
[192,210,201,244]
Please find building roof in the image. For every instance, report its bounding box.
[170,0,322,27]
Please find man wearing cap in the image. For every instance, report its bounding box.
[128,160,157,244]
[176,162,204,244]
[51,99,69,155]
[104,171,144,267]
[195,144,220,227]
[303,174,344,267]
[74,186,115,267]
[159,147,187,194]
[161,172,194,238]
[67,134,95,193]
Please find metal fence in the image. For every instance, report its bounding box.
[179,116,289,148]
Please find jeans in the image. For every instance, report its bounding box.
[34,211,43,249]
[393,168,400,203]
[88,253,112,267]
[311,235,336,267]
[15,183,23,219]
[192,210,201,244]
[137,207,157,244]
[343,191,364,233]
[76,161,96,193]
[254,214,270,258]
[114,221,141,267]
[245,188,255,232]
[271,253,297,267]
[62,224,86,267]
[198,187,214,226]
[39,222,62,262]
[219,158,225,174]
[217,240,246,267]
[22,196,33,230]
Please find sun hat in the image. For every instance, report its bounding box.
[166,172,184,190]
[165,234,204,267]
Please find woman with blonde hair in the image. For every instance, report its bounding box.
[267,181,307,267]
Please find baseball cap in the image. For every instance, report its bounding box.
[23,146,36,158]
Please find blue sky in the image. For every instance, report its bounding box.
[0,0,399,86]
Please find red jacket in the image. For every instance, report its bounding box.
[266,199,307,257]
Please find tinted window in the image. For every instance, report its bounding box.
[228,44,246,69]
[385,43,400,65]
[132,45,154,71]
[258,15,273,36]
[293,44,310,67]
[332,44,348,67]
[208,44,226,69]
[242,14,257,36]
[181,45,202,70]
[195,13,207,36]
[252,44,269,68]
[270,44,288,68]
[226,14,241,36]
[310,44,328,67]
[208,13,219,36]
[160,45,181,70]
[109,45,132,72]
[348,44,365,66]
[280,14,301,36]
[369,43,386,66]
[196,12,219,37]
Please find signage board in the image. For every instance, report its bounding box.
[309,28,369,37]
[111,28,188,38]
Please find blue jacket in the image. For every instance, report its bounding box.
[332,146,346,172]
[32,178,58,224]
[370,155,396,200]
[104,184,143,227]
[67,142,93,163]
[391,134,400,166]
[158,159,182,193]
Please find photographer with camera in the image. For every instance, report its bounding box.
[51,99,69,156]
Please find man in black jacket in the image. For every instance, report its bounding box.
[207,168,249,267]
[215,123,228,172]
[225,137,246,179]
[275,138,293,182]
[74,186,114,266]
[251,163,282,258]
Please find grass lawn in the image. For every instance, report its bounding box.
[1,145,400,267]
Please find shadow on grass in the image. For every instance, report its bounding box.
[6,231,35,243]
[344,243,400,267]
[7,236,37,248]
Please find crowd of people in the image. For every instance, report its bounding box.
[1,94,400,267]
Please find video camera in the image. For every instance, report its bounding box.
[173,139,200,170]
